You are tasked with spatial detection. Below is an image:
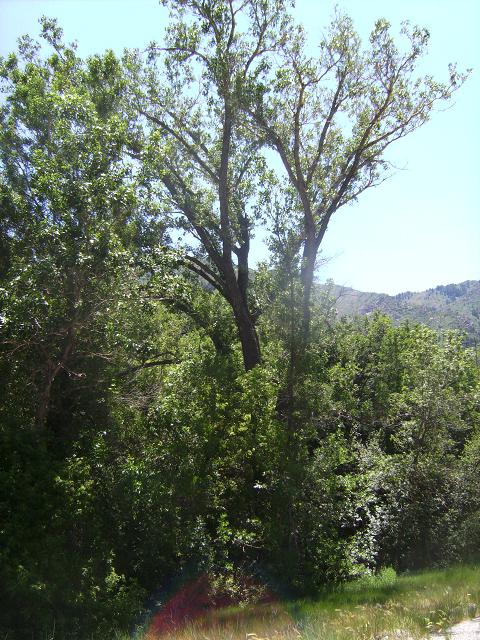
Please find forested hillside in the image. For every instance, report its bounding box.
[0,3,478,639]
[319,280,480,345]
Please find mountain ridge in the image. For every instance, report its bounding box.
[317,279,480,345]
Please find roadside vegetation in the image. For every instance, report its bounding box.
[134,566,480,640]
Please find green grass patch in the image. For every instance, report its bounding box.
[122,565,480,640]
[285,565,480,639]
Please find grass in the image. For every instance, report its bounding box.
[124,565,480,640]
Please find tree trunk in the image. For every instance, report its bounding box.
[300,237,317,347]
[36,336,75,429]
[230,290,261,371]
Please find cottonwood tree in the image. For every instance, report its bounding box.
[129,1,467,372]
[244,11,468,345]
[0,23,143,429]
[124,0,291,370]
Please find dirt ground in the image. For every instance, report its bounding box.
[431,616,480,639]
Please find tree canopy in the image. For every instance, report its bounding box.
[117,0,466,370]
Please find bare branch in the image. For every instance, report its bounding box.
[306,70,346,185]
[117,357,177,378]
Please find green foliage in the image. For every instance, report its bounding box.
[0,7,478,640]
[0,23,143,434]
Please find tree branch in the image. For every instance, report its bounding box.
[117,357,177,378]
[139,107,218,183]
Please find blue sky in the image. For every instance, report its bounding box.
[1,0,478,294]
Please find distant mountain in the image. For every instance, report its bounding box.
[318,280,480,346]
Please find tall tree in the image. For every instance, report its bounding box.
[0,22,142,429]
[244,11,468,345]
[124,0,291,370]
